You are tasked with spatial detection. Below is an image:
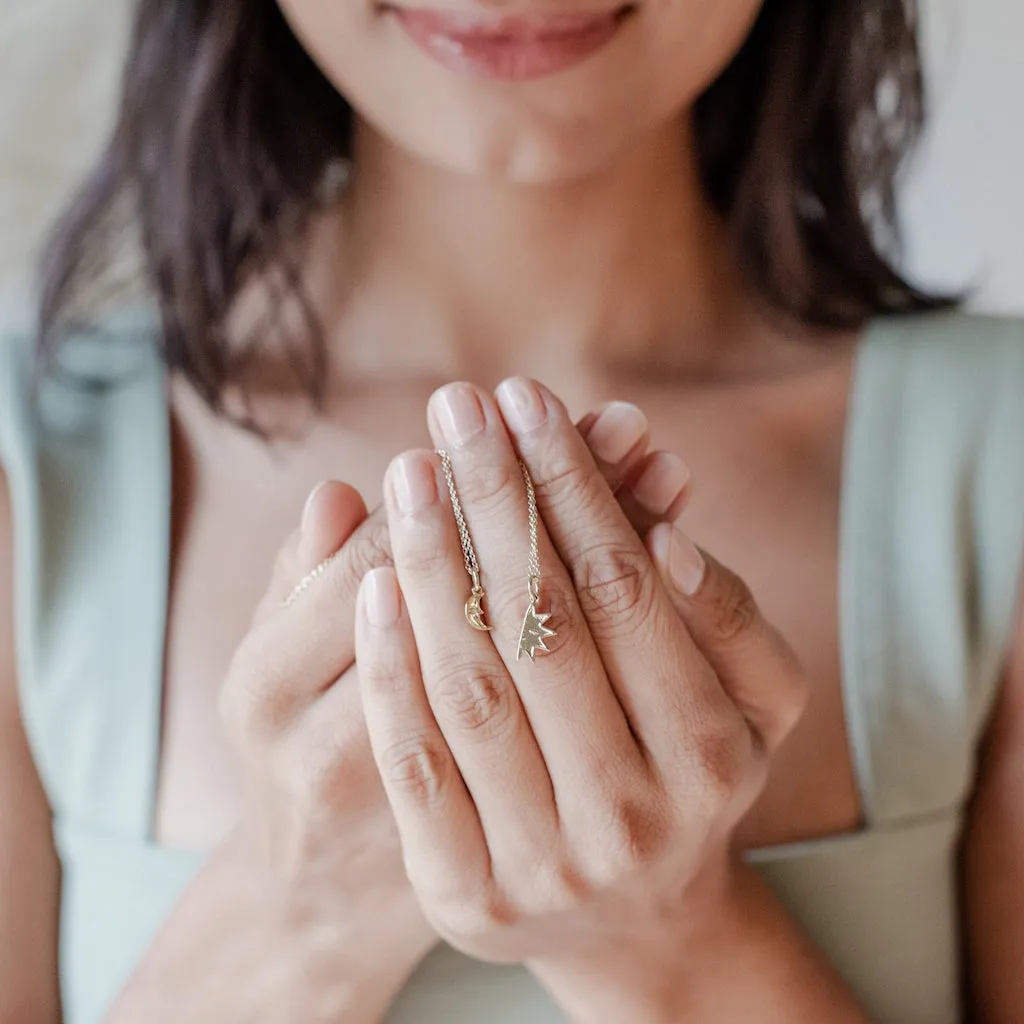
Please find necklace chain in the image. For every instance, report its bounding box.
[520,459,542,602]
[437,450,541,600]
[437,450,482,588]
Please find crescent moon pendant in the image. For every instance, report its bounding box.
[465,588,494,632]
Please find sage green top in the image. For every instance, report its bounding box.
[1,311,1023,1024]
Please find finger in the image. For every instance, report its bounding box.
[618,449,693,534]
[576,402,651,496]
[494,378,727,762]
[424,383,645,801]
[646,523,808,754]
[268,498,393,645]
[575,403,692,534]
[230,489,393,736]
[256,480,369,620]
[383,448,560,862]
[356,567,490,901]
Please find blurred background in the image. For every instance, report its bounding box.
[1,0,1022,330]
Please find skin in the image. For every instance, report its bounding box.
[358,379,863,1021]
[0,0,1022,1019]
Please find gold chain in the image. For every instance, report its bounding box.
[438,451,542,593]
[438,450,486,592]
[436,451,552,658]
[520,458,542,603]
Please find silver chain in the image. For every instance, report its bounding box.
[437,450,541,600]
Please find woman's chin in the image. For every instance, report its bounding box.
[366,111,652,187]
[419,140,613,187]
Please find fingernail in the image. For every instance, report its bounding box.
[363,568,402,627]
[669,526,706,596]
[389,453,438,517]
[302,479,331,534]
[496,377,548,434]
[431,383,486,448]
[631,453,691,516]
[584,402,648,464]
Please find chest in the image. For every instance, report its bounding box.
[155,367,862,851]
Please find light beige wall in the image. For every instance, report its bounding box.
[0,0,135,328]
[0,0,1021,329]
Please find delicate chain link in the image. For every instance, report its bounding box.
[437,450,541,598]
[282,549,341,608]
[520,459,542,601]
[437,450,482,586]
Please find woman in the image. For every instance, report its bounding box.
[1,0,1022,1021]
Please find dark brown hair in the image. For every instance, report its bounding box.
[37,0,950,416]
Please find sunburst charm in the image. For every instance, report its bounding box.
[517,600,557,662]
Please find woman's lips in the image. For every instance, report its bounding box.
[389,7,634,82]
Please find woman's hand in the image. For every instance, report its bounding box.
[355,379,808,1020]
[201,398,687,1014]
[105,394,691,1024]
[219,478,440,1002]
[229,391,688,921]
[106,480,430,1024]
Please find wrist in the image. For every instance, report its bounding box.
[529,956,683,1024]
[219,832,438,1020]
[527,858,738,1023]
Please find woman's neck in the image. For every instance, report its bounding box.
[302,114,791,389]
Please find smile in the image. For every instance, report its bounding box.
[384,5,637,82]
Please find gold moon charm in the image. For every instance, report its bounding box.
[465,588,493,632]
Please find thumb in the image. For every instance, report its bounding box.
[253,480,368,623]
[646,522,807,754]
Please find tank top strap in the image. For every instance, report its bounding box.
[840,312,1024,829]
[0,309,170,842]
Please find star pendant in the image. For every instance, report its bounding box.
[517,600,557,662]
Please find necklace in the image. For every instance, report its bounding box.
[436,451,556,661]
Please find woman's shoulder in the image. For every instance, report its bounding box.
[869,307,1024,367]
[860,306,1024,464]
[841,308,1024,822]
[862,308,1024,444]
[0,303,164,459]
[0,326,34,468]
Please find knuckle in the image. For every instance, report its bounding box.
[271,535,299,590]
[781,669,811,732]
[575,544,656,632]
[767,656,811,748]
[456,458,519,514]
[267,704,371,814]
[537,447,587,492]
[279,737,333,809]
[398,523,457,580]
[403,547,447,580]
[688,718,752,811]
[294,734,363,810]
[545,860,595,910]
[343,516,393,588]
[599,796,667,875]
[359,650,409,699]
[219,685,272,751]
[377,736,449,804]
[433,668,517,739]
[434,887,521,940]
[220,639,283,743]
[706,569,759,644]
[534,450,599,517]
